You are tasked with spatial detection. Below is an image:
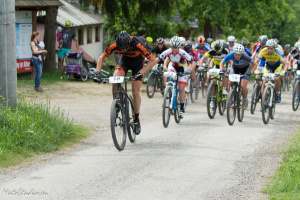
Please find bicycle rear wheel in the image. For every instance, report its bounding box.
[162,87,172,128]
[126,96,136,143]
[207,82,217,119]
[146,73,157,98]
[261,86,272,124]
[111,99,126,151]
[227,89,237,126]
[292,81,300,111]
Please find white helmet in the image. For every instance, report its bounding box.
[179,36,186,47]
[227,35,236,42]
[294,41,300,50]
[170,36,182,48]
[266,39,276,47]
[233,43,245,54]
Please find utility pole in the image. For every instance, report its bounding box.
[0,0,17,106]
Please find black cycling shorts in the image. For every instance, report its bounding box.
[118,56,144,76]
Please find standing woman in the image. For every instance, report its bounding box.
[30,32,47,92]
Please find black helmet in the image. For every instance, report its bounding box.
[184,40,193,53]
[212,40,223,52]
[240,38,249,47]
[116,31,131,49]
[156,37,164,44]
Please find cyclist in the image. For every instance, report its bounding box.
[220,44,253,107]
[96,31,156,134]
[289,42,300,71]
[202,40,229,69]
[184,40,200,80]
[253,35,268,56]
[160,36,193,116]
[227,35,236,52]
[240,38,252,57]
[152,38,168,55]
[195,35,211,59]
[258,39,287,103]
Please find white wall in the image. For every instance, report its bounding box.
[76,24,103,60]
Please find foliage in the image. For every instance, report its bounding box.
[265,129,300,199]
[84,0,300,43]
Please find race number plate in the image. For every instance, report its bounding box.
[208,68,220,76]
[109,76,125,84]
[229,74,241,82]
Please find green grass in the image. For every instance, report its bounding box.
[0,101,89,168]
[17,71,66,86]
[265,129,300,200]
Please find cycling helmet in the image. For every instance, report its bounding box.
[265,39,276,48]
[64,20,73,28]
[197,35,205,44]
[284,44,291,51]
[240,38,249,47]
[146,36,153,44]
[233,43,245,54]
[259,35,268,45]
[116,31,131,49]
[170,36,182,49]
[294,42,300,50]
[57,26,63,32]
[227,35,236,42]
[179,37,186,47]
[156,37,164,44]
[212,40,223,52]
[184,40,193,52]
[206,37,213,44]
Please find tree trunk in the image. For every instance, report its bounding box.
[44,7,58,72]
[204,18,213,38]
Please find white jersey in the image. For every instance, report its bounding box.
[159,48,192,64]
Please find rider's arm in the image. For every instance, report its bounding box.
[163,57,170,70]
[136,43,157,75]
[220,53,234,70]
[96,42,117,71]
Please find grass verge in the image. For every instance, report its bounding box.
[265,129,300,199]
[0,101,89,168]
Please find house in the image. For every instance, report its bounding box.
[57,0,104,61]
[15,0,62,73]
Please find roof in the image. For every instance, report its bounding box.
[16,0,62,8]
[57,0,103,27]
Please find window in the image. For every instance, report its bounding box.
[95,26,100,42]
[87,27,93,44]
[78,28,84,45]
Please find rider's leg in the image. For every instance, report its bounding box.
[178,81,187,112]
[132,80,142,121]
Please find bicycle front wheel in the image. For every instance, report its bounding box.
[250,83,260,115]
[146,72,157,98]
[207,82,217,119]
[238,94,245,122]
[111,99,127,151]
[261,86,272,124]
[162,87,172,128]
[226,89,237,126]
[292,81,300,111]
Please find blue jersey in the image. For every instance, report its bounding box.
[222,52,252,69]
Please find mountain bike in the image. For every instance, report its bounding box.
[98,75,138,151]
[261,73,280,124]
[206,68,227,119]
[226,74,246,125]
[193,63,208,100]
[162,71,190,128]
[146,64,164,98]
[250,71,263,114]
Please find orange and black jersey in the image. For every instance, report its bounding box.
[103,37,155,61]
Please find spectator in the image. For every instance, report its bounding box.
[30,31,47,92]
[57,20,75,78]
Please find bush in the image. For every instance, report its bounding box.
[0,101,88,167]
